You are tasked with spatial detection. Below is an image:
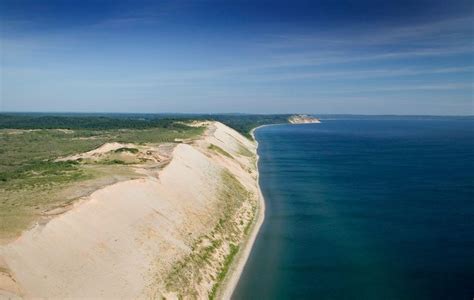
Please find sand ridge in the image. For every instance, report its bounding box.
[0,121,262,299]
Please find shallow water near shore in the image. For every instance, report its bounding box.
[233,118,474,300]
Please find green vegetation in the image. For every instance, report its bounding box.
[114,147,139,154]
[237,144,253,157]
[0,113,290,140]
[101,159,127,165]
[164,170,251,298]
[209,243,239,300]
[0,114,193,130]
[208,144,233,159]
[0,160,81,184]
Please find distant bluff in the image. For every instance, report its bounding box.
[288,114,321,124]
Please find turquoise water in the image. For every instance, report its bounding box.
[233,118,474,300]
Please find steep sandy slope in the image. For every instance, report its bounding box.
[0,122,262,299]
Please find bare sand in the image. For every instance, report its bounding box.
[0,121,264,299]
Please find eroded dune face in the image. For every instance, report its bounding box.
[0,122,261,299]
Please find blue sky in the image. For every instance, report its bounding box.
[1,0,473,114]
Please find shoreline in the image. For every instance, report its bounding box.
[220,125,267,299]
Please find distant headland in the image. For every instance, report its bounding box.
[288,114,321,124]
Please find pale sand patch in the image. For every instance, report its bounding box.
[0,257,22,299]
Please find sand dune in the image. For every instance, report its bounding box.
[0,122,263,299]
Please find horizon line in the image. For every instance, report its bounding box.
[1,111,473,117]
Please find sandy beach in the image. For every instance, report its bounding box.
[0,121,264,299]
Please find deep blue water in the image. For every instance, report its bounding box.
[233,118,474,300]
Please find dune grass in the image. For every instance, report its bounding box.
[237,144,253,157]
[114,147,139,154]
[208,243,240,300]
[163,169,253,299]
[208,144,234,159]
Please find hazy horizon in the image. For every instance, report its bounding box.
[2,111,474,117]
[1,0,473,115]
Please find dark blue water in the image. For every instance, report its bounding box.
[234,118,474,300]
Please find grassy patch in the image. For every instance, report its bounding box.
[114,147,139,154]
[163,170,250,298]
[100,159,127,165]
[237,144,253,157]
[0,160,82,183]
[243,204,257,236]
[111,127,204,144]
[209,243,239,300]
[208,144,233,159]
